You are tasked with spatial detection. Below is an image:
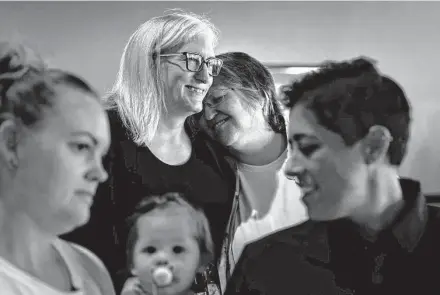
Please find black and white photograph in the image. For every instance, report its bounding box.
[0,1,439,295]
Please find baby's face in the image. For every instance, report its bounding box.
[132,208,202,295]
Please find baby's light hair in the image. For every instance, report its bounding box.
[125,192,214,272]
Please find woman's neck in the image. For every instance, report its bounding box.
[231,131,287,166]
[350,167,404,236]
[152,112,189,144]
[0,204,55,273]
[147,113,192,166]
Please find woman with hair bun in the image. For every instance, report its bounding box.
[0,41,115,294]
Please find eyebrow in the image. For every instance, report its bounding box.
[70,131,98,144]
[288,133,319,145]
[212,89,230,97]
[70,131,110,153]
[186,51,215,59]
[211,92,227,99]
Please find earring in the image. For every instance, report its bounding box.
[364,146,376,165]
[9,157,18,170]
[364,147,372,155]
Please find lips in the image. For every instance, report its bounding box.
[301,188,317,204]
[75,190,94,204]
[212,117,229,130]
[186,85,205,94]
[76,190,94,197]
[289,173,318,199]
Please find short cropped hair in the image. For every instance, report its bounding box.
[125,192,214,271]
[281,57,411,166]
[208,52,286,133]
[0,41,99,127]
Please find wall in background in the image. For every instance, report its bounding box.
[0,1,439,192]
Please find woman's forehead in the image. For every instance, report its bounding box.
[37,86,108,142]
[47,88,95,120]
[179,34,215,57]
[288,104,346,149]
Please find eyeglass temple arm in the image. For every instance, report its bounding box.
[159,53,184,57]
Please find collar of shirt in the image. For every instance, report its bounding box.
[328,178,428,252]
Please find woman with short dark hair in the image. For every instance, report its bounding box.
[199,52,308,291]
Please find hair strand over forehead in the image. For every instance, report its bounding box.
[206,51,286,134]
[281,56,411,166]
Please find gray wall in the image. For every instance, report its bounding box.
[1,1,439,192]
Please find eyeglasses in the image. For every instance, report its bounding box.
[160,52,223,77]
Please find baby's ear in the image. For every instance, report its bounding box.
[130,268,138,276]
[197,262,207,273]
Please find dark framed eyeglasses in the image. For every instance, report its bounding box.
[160,52,223,77]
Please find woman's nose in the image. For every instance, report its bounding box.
[194,63,211,85]
[203,105,217,121]
[86,158,108,183]
[284,151,305,181]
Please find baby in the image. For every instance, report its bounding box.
[121,192,215,295]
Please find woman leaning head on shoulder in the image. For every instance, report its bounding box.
[0,42,114,294]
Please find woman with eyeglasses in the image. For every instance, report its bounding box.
[63,9,235,294]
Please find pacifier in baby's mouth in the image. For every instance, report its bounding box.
[153,266,173,287]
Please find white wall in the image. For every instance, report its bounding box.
[0,1,439,192]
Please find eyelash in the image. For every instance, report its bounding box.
[70,142,92,153]
[299,144,320,157]
[143,246,185,255]
[173,246,185,254]
[213,95,225,104]
[145,246,156,254]
[187,56,200,62]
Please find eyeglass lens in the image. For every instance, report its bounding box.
[186,53,222,76]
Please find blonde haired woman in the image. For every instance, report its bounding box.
[64,10,234,294]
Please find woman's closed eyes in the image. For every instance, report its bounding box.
[298,143,321,158]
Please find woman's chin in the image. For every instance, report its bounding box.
[191,103,203,114]
[182,99,203,115]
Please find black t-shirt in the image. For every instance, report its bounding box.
[224,221,341,295]
[326,179,440,295]
[62,109,234,293]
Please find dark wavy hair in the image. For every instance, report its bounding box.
[281,57,411,166]
[208,51,286,134]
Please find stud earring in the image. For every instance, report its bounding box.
[9,157,18,170]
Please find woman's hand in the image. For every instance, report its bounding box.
[120,277,145,295]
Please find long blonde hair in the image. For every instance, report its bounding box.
[104,9,220,145]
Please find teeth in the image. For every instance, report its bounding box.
[214,118,227,129]
[187,86,204,94]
